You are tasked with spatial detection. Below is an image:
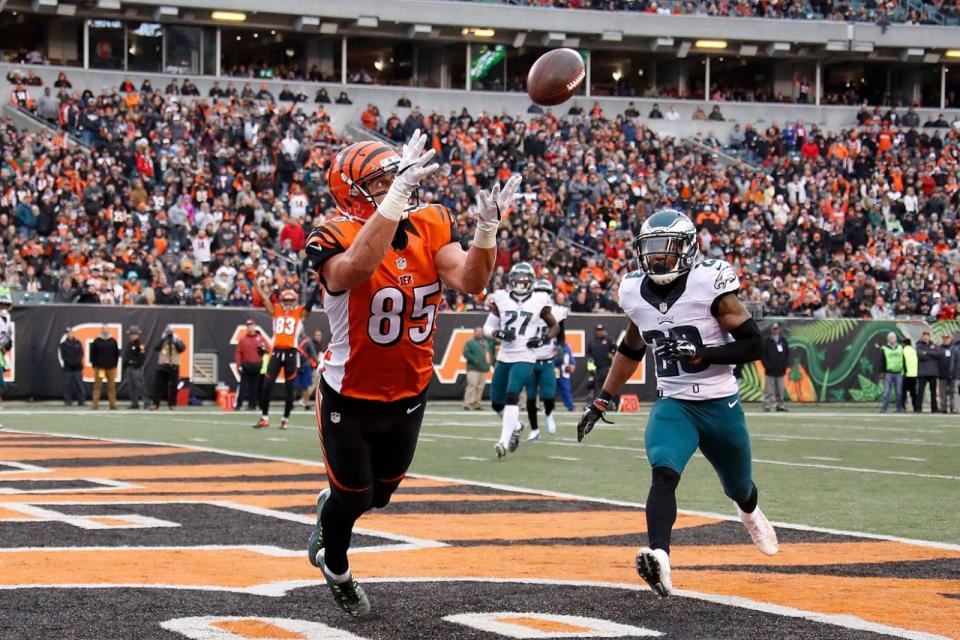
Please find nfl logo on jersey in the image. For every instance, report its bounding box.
[330,412,341,424]
[659,302,668,313]
[396,257,408,270]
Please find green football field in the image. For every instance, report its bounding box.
[1,401,957,545]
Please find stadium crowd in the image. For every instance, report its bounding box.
[459,0,948,25]
[1,72,959,320]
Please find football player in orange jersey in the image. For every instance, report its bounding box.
[304,130,521,617]
[252,282,311,430]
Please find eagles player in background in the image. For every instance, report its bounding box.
[578,210,778,597]
[525,279,568,441]
[484,263,559,458]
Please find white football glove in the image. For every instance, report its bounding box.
[379,129,439,221]
[473,174,522,249]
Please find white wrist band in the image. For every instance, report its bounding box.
[473,223,498,249]
[376,182,411,222]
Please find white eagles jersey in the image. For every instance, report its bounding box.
[618,259,741,400]
[531,304,568,361]
[490,289,552,364]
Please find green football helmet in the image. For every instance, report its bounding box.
[634,209,699,285]
[508,262,536,297]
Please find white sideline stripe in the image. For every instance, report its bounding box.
[890,456,927,462]
[803,456,842,462]
[419,431,960,481]
[3,427,960,552]
[548,456,580,461]
[0,575,949,639]
[460,456,488,461]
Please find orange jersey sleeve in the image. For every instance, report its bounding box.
[319,205,457,402]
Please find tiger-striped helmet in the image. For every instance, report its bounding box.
[327,141,400,221]
[279,289,298,311]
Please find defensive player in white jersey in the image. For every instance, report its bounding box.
[577,209,778,598]
[484,263,559,459]
[525,279,568,441]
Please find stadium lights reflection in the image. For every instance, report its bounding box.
[695,40,728,49]
[462,27,495,37]
[211,11,246,21]
[946,50,960,58]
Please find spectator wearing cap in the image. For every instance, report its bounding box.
[917,331,939,413]
[235,320,267,411]
[586,323,616,402]
[89,324,119,410]
[123,326,149,409]
[761,323,790,412]
[59,326,85,406]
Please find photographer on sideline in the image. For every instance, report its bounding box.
[152,325,185,410]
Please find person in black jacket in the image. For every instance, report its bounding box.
[937,332,956,414]
[59,327,85,406]
[586,324,617,402]
[761,323,790,412]
[89,324,119,410]
[123,326,149,409]
[916,330,939,412]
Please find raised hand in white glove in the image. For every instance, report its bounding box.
[472,174,522,249]
[378,129,439,221]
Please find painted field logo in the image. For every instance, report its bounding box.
[0,432,957,640]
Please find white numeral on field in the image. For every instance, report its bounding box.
[161,616,370,640]
[443,612,663,638]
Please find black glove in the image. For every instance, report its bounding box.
[526,335,547,349]
[655,338,698,364]
[493,328,516,342]
[577,393,614,442]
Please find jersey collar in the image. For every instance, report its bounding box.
[640,272,689,314]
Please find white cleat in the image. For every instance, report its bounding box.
[737,505,779,556]
[508,424,522,452]
[546,415,557,435]
[494,442,507,459]
[527,429,541,442]
[636,547,674,597]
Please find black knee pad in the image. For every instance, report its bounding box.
[651,466,681,489]
[491,402,505,413]
[505,393,520,405]
[543,398,555,415]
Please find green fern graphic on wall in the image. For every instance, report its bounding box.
[737,363,764,402]
[848,374,884,402]
[786,319,858,345]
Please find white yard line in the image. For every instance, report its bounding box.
[2,426,959,551]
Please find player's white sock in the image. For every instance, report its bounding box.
[500,405,520,445]
[323,563,351,584]
[546,414,557,434]
[260,415,268,421]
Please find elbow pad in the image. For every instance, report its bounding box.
[617,341,646,362]
[698,318,762,365]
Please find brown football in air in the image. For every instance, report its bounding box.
[526,48,585,107]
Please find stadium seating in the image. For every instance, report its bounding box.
[0,68,957,319]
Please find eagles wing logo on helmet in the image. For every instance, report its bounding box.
[634,209,699,285]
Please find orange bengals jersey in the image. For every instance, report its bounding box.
[305,204,460,402]
[271,305,305,350]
